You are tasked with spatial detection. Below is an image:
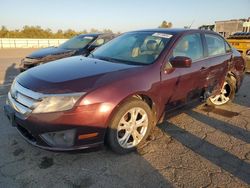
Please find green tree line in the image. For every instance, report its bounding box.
[0,25,114,38]
[0,21,171,38]
[159,21,173,28]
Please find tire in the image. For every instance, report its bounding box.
[106,98,154,154]
[207,76,236,106]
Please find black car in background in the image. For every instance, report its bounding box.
[19,33,115,71]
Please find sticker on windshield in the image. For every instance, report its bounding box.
[152,33,172,39]
[85,36,94,39]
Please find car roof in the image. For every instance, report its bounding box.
[128,28,186,35]
[128,28,218,35]
[78,33,116,39]
[78,33,102,37]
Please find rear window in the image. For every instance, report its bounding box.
[205,34,226,56]
[59,36,94,50]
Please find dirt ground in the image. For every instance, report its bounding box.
[0,49,249,188]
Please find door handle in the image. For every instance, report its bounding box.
[200,67,207,71]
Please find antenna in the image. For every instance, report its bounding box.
[188,20,195,29]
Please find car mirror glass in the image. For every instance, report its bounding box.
[170,56,192,68]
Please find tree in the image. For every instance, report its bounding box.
[80,30,88,34]
[102,29,113,33]
[159,21,173,28]
[64,29,77,38]
[55,29,64,38]
[90,28,99,33]
[0,25,116,38]
[0,26,9,37]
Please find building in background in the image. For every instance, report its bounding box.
[215,18,249,38]
[225,18,250,72]
[243,20,250,32]
[198,18,250,72]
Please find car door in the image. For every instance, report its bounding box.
[161,32,207,110]
[202,33,231,95]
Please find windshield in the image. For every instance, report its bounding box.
[92,32,173,65]
[59,35,95,50]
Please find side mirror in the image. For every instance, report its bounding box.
[170,56,192,68]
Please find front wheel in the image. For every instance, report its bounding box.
[207,76,236,106]
[106,98,154,154]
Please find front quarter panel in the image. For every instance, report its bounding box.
[77,64,162,127]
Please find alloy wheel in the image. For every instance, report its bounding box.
[117,107,148,148]
[209,81,231,105]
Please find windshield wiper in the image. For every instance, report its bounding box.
[93,55,146,66]
[95,56,120,63]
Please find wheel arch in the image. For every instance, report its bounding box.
[106,92,158,126]
[103,92,158,143]
[227,71,238,91]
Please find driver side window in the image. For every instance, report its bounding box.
[172,33,204,62]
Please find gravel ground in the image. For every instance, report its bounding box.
[0,49,249,188]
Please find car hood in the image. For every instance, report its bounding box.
[17,56,141,94]
[28,47,74,59]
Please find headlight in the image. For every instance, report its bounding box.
[40,129,76,147]
[32,94,83,113]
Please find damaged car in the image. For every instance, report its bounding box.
[19,33,115,71]
[4,29,245,154]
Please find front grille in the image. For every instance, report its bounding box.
[8,80,42,116]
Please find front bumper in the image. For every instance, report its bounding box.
[4,104,107,151]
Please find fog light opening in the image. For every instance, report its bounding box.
[40,129,76,148]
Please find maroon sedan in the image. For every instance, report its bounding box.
[4,29,245,154]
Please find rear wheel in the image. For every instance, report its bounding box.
[106,98,153,154]
[207,76,236,106]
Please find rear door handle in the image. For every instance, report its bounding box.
[200,67,208,71]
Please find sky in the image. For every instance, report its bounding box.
[0,0,249,32]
